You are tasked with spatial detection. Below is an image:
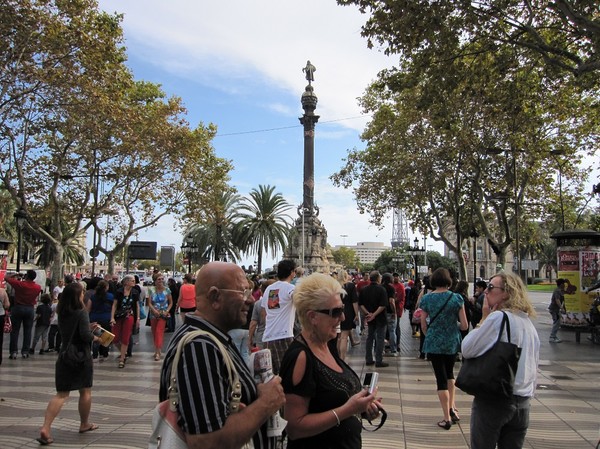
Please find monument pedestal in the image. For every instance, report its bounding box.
[286,211,334,274]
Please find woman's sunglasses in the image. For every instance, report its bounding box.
[314,307,345,318]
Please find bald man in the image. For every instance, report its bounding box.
[159,262,285,449]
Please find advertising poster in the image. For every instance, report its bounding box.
[580,251,600,290]
[557,250,581,314]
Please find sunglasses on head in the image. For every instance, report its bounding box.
[314,307,345,318]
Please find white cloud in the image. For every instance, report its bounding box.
[99,0,393,131]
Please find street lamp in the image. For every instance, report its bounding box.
[470,229,479,294]
[14,205,27,273]
[413,238,420,277]
[340,234,348,246]
[181,235,197,274]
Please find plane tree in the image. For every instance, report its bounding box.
[332,41,598,280]
[0,0,231,283]
[338,0,600,82]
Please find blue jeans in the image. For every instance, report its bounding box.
[9,304,35,355]
[365,320,386,364]
[228,328,250,365]
[470,395,531,449]
[386,313,398,353]
[549,311,561,339]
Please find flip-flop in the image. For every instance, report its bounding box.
[36,436,54,445]
[79,423,99,433]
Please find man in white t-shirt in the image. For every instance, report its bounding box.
[260,259,296,374]
[52,279,64,301]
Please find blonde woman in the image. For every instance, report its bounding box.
[110,275,139,368]
[279,273,381,449]
[147,276,172,361]
[461,272,540,449]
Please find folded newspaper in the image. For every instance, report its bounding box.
[248,349,287,437]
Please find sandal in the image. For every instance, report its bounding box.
[437,420,452,430]
[118,359,125,369]
[450,408,460,423]
[154,353,160,361]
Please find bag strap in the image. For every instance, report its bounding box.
[167,329,242,414]
[428,292,453,327]
[497,311,512,344]
[362,406,388,431]
[64,314,81,347]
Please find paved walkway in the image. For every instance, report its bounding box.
[0,291,598,448]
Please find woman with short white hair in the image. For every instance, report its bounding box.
[279,273,380,449]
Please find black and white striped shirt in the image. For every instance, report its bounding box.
[159,314,272,448]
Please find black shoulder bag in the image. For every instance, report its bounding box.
[455,311,522,399]
[59,314,87,368]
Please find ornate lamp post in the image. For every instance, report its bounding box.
[410,237,426,279]
[14,205,27,273]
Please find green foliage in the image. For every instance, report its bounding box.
[331,4,599,280]
[425,251,458,275]
[332,246,360,270]
[338,0,600,82]
[0,0,231,282]
[186,191,243,263]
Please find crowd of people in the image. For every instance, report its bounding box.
[0,261,543,448]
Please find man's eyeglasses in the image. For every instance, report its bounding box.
[219,288,252,300]
[486,284,505,292]
[314,307,345,318]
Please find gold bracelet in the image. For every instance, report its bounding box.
[331,409,340,426]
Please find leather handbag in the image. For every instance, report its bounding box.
[148,329,253,449]
[456,311,522,399]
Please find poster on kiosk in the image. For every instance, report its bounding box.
[557,247,599,326]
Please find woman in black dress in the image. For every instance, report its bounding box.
[37,282,99,445]
[280,273,381,449]
[336,271,359,361]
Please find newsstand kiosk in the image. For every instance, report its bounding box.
[551,229,600,342]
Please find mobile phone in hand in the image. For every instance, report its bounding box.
[362,372,379,395]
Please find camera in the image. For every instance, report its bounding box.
[362,372,379,395]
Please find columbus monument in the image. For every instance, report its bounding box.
[285,61,334,273]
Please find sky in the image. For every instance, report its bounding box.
[96,0,444,269]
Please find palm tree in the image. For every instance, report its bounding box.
[186,191,242,262]
[34,221,86,271]
[234,185,292,274]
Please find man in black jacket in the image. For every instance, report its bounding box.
[359,271,389,367]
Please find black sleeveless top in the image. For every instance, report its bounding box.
[280,335,363,449]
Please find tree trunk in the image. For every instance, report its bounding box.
[257,246,263,275]
[50,244,65,287]
[108,252,116,275]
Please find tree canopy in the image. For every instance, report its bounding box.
[0,0,231,282]
[338,0,600,81]
[332,2,599,280]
